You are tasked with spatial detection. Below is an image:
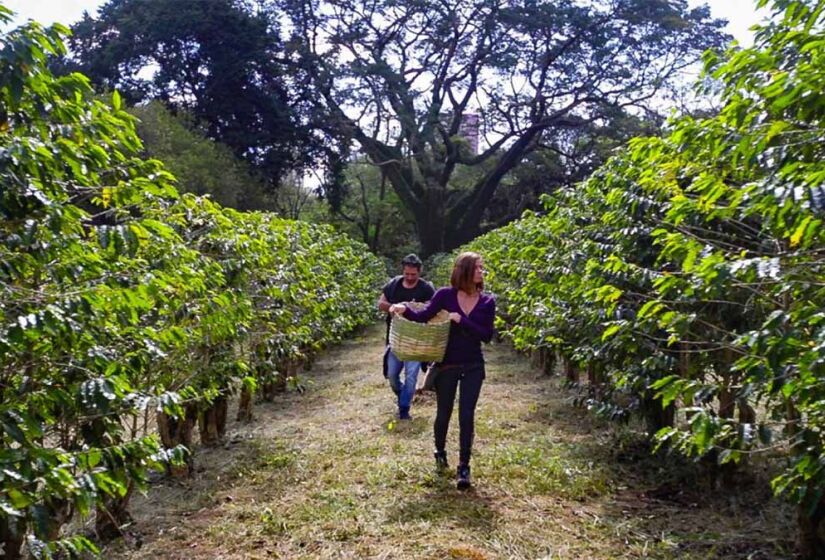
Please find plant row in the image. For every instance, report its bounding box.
[436,1,825,556]
[0,11,385,559]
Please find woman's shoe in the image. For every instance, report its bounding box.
[456,464,471,489]
[434,450,448,471]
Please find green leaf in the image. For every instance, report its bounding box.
[601,323,623,341]
[790,215,813,247]
[637,300,665,320]
[6,488,31,509]
[1,414,27,445]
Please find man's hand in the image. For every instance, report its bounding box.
[389,304,407,315]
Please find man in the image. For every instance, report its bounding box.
[377,254,435,420]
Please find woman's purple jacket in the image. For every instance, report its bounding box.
[402,287,496,365]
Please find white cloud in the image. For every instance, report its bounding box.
[6,0,773,47]
[689,0,772,47]
[4,0,107,28]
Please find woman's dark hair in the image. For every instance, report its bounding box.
[401,253,423,270]
[450,252,483,292]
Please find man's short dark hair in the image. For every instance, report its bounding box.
[401,253,423,269]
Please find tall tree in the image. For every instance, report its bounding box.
[328,157,418,259]
[130,101,275,210]
[62,0,323,189]
[283,0,729,255]
[485,107,660,226]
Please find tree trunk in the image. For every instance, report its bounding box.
[415,194,447,256]
[681,342,702,424]
[799,494,825,559]
[156,403,197,477]
[262,363,288,402]
[717,348,737,420]
[715,349,740,484]
[261,382,276,401]
[718,384,736,419]
[198,395,228,446]
[587,362,603,398]
[286,360,300,388]
[261,377,285,402]
[563,356,579,384]
[38,497,73,544]
[215,396,228,437]
[782,397,825,557]
[541,348,556,376]
[530,348,556,376]
[0,515,26,560]
[643,394,675,435]
[95,482,133,541]
[530,349,542,369]
[640,346,677,434]
[237,383,254,422]
[679,342,690,378]
[738,399,756,424]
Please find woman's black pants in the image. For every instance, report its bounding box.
[433,363,485,465]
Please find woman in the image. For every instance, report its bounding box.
[389,252,495,489]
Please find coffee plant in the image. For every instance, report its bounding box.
[0,9,384,558]
[439,1,825,556]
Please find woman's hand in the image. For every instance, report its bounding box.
[389,304,407,315]
[449,312,461,323]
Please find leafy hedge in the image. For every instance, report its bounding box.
[438,1,825,556]
[0,10,384,558]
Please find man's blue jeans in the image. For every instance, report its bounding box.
[386,347,421,411]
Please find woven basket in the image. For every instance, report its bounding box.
[389,301,450,362]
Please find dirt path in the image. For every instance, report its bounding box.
[106,323,793,559]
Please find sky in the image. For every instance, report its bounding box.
[6,0,772,46]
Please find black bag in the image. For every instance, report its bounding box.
[382,345,391,379]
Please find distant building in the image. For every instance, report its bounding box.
[437,111,480,155]
[458,113,480,155]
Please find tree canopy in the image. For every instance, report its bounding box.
[62,0,325,189]
[283,0,730,255]
[130,101,274,211]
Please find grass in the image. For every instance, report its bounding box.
[103,322,797,559]
[479,442,611,499]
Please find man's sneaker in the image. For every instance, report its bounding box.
[398,407,412,421]
[434,450,448,471]
[456,464,471,490]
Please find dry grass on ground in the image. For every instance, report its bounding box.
[103,323,796,559]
